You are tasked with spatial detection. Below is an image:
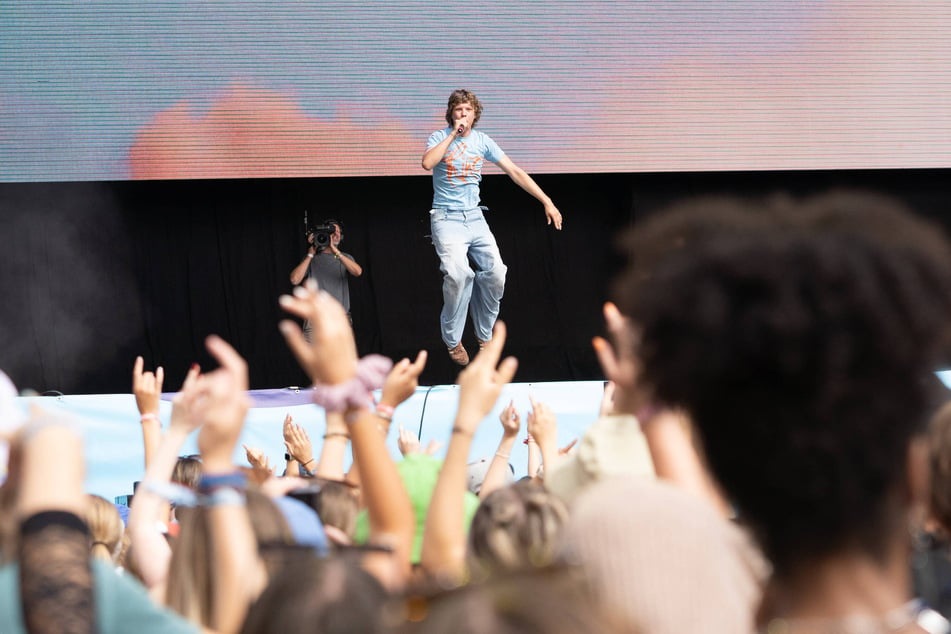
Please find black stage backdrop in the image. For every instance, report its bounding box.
[1,168,949,394]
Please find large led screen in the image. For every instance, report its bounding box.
[2,1,950,181]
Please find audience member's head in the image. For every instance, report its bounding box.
[613,191,951,578]
[84,494,124,564]
[166,489,293,624]
[466,479,568,578]
[561,477,764,633]
[172,456,202,490]
[240,553,389,634]
[400,567,626,634]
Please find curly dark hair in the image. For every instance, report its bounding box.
[611,191,951,576]
[445,89,483,128]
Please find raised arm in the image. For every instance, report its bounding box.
[495,155,563,229]
[527,395,560,478]
[479,399,520,499]
[594,301,730,516]
[193,335,265,633]
[279,280,415,590]
[128,364,201,598]
[16,415,94,634]
[328,245,363,277]
[289,245,316,285]
[421,129,459,171]
[314,412,349,481]
[132,356,165,469]
[421,322,518,582]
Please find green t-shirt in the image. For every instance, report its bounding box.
[353,453,481,563]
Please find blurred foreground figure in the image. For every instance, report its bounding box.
[608,192,951,633]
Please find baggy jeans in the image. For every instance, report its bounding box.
[430,207,507,348]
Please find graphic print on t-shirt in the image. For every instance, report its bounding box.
[443,141,484,186]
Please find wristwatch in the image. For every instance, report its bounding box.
[284,453,292,462]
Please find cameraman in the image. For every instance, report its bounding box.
[289,219,362,334]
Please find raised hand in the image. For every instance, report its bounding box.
[527,396,557,452]
[592,302,650,415]
[454,322,518,435]
[499,399,520,438]
[132,356,164,416]
[242,444,274,484]
[279,279,357,385]
[397,425,421,456]
[168,364,202,435]
[381,350,428,408]
[194,335,252,472]
[558,438,578,456]
[397,425,442,457]
[282,414,314,465]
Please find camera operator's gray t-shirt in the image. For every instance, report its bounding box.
[309,251,352,313]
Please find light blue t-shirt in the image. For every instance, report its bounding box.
[427,128,505,210]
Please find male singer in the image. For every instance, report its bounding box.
[422,89,563,365]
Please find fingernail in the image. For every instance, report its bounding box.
[293,286,309,299]
[279,294,293,306]
[279,320,294,334]
[190,363,199,371]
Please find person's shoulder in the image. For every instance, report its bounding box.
[428,127,450,143]
[92,561,199,633]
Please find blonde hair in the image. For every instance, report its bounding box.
[84,494,124,564]
[466,480,569,577]
[165,489,293,626]
[314,481,359,539]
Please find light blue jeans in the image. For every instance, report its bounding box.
[430,207,507,348]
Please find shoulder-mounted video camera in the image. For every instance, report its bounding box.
[307,223,336,248]
[303,211,341,249]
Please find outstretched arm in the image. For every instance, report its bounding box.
[495,155,563,229]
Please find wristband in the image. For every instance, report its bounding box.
[141,479,201,507]
[140,413,159,424]
[198,471,248,494]
[203,487,246,507]
[311,355,393,414]
[375,404,395,421]
[451,426,472,437]
[323,432,349,440]
[306,253,314,259]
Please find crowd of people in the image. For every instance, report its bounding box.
[3,190,951,633]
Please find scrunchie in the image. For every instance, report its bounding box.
[311,355,393,413]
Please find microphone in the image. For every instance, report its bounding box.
[456,125,465,135]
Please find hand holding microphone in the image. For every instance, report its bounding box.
[454,117,467,136]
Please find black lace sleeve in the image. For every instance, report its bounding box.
[18,511,95,634]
